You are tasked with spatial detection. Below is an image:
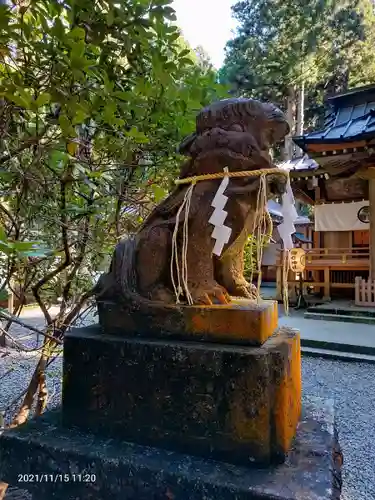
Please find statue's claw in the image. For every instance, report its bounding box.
[217,291,230,304]
[188,282,231,306]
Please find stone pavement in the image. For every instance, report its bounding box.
[279,311,375,353]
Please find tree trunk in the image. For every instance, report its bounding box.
[295,81,305,157]
[283,86,296,160]
[10,338,53,427]
[0,327,6,347]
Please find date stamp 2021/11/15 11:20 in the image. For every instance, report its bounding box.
[17,474,96,483]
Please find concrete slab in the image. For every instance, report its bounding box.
[279,314,375,355]
[310,300,375,314]
[304,312,375,325]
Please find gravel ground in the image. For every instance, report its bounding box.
[1,308,375,499]
[302,357,375,500]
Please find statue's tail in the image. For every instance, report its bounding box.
[95,236,138,302]
[96,236,165,308]
[113,236,138,297]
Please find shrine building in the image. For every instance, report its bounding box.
[276,84,375,305]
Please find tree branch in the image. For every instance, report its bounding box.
[0,309,63,344]
[32,178,72,325]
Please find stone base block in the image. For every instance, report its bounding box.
[0,397,342,500]
[97,298,278,345]
[62,325,301,466]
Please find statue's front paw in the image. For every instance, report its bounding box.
[188,281,231,306]
[231,281,259,300]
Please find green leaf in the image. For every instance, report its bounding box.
[7,90,32,109]
[70,26,86,40]
[162,6,176,20]
[71,40,85,59]
[35,93,51,108]
[103,102,118,126]
[49,150,69,169]
[19,249,51,258]
[107,10,115,26]
[180,57,194,66]
[0,242,12,256]
[151,184,168,203]
[72,109,88,125]
[169,32,180,43]
[126,127,150,143]
[113,91,131,102]
[0,170,14,181]
[179,49,191,58]
[59,115,74,136]
[0,225,8,243]
[53,17,65,39]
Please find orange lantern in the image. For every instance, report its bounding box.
[289,248,306,273]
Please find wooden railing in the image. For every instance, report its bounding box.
[275,247,370,300]
[355,277,375,306]
[277,247,370,267]
[304,247,369,265]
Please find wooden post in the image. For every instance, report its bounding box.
[355,276,360,305]
[276,265,282,301]
[323,267,330,301]
[370,179,375,281]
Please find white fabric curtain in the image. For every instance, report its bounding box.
[315,201,369,232]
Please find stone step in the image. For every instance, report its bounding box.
[302,346,375,364]
[300,337,375,357]
[306,305,375,318]
[304,311,375,325]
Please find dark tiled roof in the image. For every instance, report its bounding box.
[294,109,375,147]
[327,84,375,106]
[293,85,375,150]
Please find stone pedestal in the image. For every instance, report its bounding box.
[97,298,278,345]
[0,299,342,499]
[0,398,342,500]
[62,323,301,466]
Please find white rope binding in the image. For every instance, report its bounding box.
[170,183,195,305]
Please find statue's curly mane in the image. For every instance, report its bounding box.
[179,98,289,160]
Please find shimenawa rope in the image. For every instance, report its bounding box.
[170,167,290,312]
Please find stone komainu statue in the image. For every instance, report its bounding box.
[97,98,289,306]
